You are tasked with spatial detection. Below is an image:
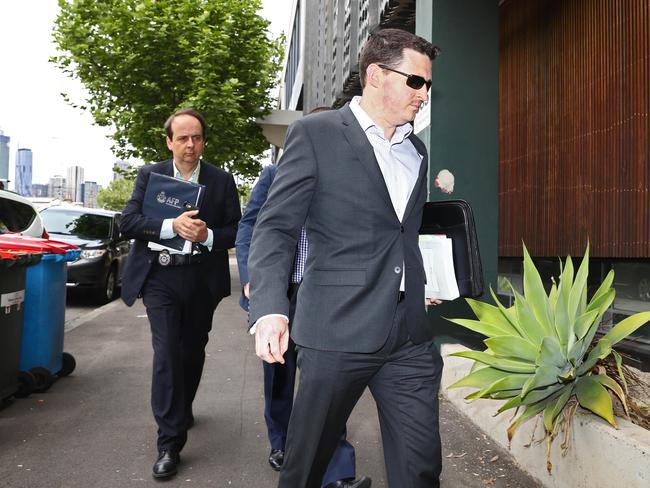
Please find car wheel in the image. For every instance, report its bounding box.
[638,278,650,302]
[58,352,76,377]
[96,266,117,304]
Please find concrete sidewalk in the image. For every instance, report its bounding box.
[0,259,540,488]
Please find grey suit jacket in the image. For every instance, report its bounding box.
[248,104,432,353]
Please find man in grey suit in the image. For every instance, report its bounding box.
[248,29,443,488]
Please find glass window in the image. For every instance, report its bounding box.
[41,209,112,239]
[0,197,36,233]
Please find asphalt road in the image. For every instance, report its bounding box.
[0,258,541,488]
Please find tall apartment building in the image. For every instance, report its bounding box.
[66,165,84,202]
[82,181,101,208]
[0,130,9,185]
[281,0,417,113]
[15,148,33,196]
[49,175,67,200]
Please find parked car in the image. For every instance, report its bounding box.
[0,189,47,238]
[39,205,131,303]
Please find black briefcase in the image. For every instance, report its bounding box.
[419,199,484,298]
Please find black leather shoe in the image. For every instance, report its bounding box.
[268,449,284,471]
[152,450,180,479]
[324,477,372,488]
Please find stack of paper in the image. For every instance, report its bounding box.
[419,235,460,301]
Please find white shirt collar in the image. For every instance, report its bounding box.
[349,96,413,144]
[173,160,201,183]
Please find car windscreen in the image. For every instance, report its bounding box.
[0,197,36,233]
[40,209,112,239]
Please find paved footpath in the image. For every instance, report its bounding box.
[0,259,541,488]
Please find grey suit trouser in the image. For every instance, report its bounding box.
[279,299,444,488]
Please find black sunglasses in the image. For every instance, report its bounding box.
[378,64,432,91]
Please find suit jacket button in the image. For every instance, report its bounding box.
[394,266,401,274]
[400,225,404,233]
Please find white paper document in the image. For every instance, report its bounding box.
[419,235,460,301]
[147,239,192,254]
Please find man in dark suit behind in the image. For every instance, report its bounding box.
[236,164,368,488]
[120,108,240,480]
[248,29,444,487]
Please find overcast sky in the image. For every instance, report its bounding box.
[0,0,293,188]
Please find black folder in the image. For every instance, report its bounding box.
[419,199,484,298]
[143,172,205,250]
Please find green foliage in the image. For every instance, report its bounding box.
[97,178,134,211]
[51,0,283,179]
[447,243,650,472]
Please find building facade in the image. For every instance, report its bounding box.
[113,160,131,180]
[31,183,50,197]
[15,148,33,196]
[0,130,9,185]
[49,175,67,200]
[82,181,101,208]
[66,165,84,202]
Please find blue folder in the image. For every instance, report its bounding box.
[143,172,205,250]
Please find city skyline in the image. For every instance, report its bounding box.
[0,1,291,190]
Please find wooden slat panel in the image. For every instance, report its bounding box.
[499,0,650,258]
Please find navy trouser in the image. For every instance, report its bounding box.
[142,262,218,453]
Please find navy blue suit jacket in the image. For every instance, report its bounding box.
[120,160,241,306]
[235,164,278,311]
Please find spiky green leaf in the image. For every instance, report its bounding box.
[446,318,511,339]
[595,374,628,415]
[601,311,650,347]
[448,367,509,390]
[449,350,536,374]
[521,365,562,397]
[498,383,566,413]
[522,245,553,333]
[512,287,549,343]
[568,244,589,322]
[543,386,574,432]
[612,350,628,394]
[575,375,616,427]
[507,392,561,441]
[587,270,615,312]
[536,336,566,369]
[465,373,533,400]
[484,336,540,363]
[574,309,599,342]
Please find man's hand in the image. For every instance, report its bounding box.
[426,298,443,306]
[243,282,250,299]
[172,210,208,242]
[255,316,290,364]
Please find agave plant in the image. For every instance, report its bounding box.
[447,244,650,472]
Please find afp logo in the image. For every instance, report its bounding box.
[157,191,166,204]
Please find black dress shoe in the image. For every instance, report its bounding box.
[324,477,372,488]
[152,450,180,479]
[268,449,284,471]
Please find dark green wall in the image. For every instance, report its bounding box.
[418,0,500,347]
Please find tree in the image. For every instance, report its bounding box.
[51,0,283,179]
[97,178,134,211]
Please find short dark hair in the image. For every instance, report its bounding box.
[164,108,207,139]
[358,28,439,88]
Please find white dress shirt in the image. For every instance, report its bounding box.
[349,96,423,291]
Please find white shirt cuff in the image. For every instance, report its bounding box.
[249,314,289,335]
[160,218,176,240]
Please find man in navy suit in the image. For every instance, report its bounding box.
[236,164,368,488]
[121,108,240,480]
